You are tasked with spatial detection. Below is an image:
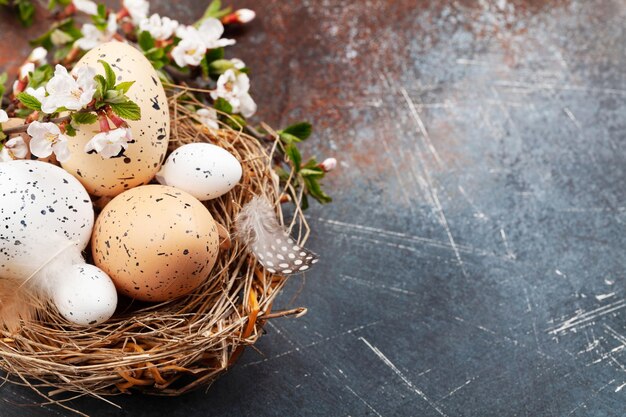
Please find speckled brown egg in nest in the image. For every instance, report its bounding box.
[0,85,310,412]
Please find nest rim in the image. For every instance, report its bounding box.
[0,85,309,410]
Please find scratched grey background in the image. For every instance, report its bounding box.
[2,0,626,416]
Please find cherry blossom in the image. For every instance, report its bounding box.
[0,137,28,162]
[41,65,96,114]
[84,127,133,159]
[75,13,118,50]
[139,14,178,40]
[171,36,206,67]
[124,0,150,25]
[234,9,256,24]
[26,121,70,162]
[195,108,219,130]
[210,69,257,117]
[73,0,98,15]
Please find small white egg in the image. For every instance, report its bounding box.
[52,264,118,326]
[156,143,242,201]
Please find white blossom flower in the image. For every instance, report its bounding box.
[19,62,35,80]
[139,14,178,40]
[0,137,28,162]
[28,47,48,65]
[171,36,206,67]
[25,86,46,103]
[124,0,149,25]
[210,69,257,117]
[320,157,337,172]
[195,108,219,130]
[84,127,133,158]
[41,64,96,114]
[27,121,70,162]
[0,109,8,123]
[73,0,98,15]
[234,9,255,24]
[74,13,118,50]
[176,18,235,49]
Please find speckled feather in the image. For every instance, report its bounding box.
[235,196,318,275]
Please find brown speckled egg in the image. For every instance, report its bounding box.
[62,41,169,197]
[92,185,219,302]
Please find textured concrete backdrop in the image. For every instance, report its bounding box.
[2,1,626,416]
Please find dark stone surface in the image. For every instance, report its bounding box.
[2,0,626,415]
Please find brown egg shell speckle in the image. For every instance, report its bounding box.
[92,185,220,302]
[62,41,169,197]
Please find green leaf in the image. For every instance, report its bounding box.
[303,176,332,204]
[97,3,106,18]
[98,60,116,90]
[138,31,155,51]
[93,74,107,100]
[15,108,33,118]
[72,112,98,125]
[30,18,80,48]
[53,44,73,62]
[109,100,141,121]
[213,97,232,114]
[225,114,247,129]
[16,92,42,111]
[115,81,134,94]
[205,47,224,64]
[0,72,7,98]
[208,59,234,76]
[198,0,231,22]
[16,0,36,27]
[285,143,302,172]
[28,64,53,89]
[279,132,301,144]
[280,122,312,141]
[64,122,76,137]
[300,167,325,179]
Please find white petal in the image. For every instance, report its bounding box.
[198,18,225,41]
[28,47,48,65]
[73,0,98,15]
[0,109,8,123]
[52,138,71,162]
[29,136,53,158]
[239,93,257,118]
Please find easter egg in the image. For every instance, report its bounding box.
[52,264,118,326]
[156,143,242,201]
[0,160,94,280]
[92,185,220,302]
[61,41,169,197]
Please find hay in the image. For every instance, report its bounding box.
[0,85,308,409]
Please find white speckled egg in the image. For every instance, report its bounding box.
[52,263,118,326]
[156,143,242,201]
[92,185,220,302]
[62,41,169,197]
[0,160,94,280]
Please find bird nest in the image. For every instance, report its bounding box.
[0,85,309,411]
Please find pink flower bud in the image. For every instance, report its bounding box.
[320,157,337,172]
[222,8,256,24]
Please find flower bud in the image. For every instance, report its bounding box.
[222,8,256,25]
[319,157,337,172]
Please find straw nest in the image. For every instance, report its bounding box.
[0,85,309,408]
